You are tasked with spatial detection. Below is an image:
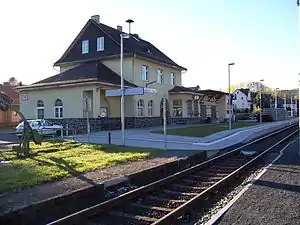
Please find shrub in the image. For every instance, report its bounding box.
[256,114,273,122]
[236,113,251,120]
[206,117,212,124]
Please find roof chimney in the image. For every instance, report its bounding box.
[91,15,100,23]
[125,19,134,34]
[117,25,122,32]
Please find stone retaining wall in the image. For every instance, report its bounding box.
[46,117,208,132]
[262,108,288,121]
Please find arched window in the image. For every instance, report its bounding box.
[137,99,144,117]
[54,99,63,118]
[37,100,44,119]
[148,100,153,117]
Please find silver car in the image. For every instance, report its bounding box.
[15,119,63,137]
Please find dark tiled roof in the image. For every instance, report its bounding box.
[237,88,250,96]
[34,61,136,87]
[169,86,199,94]
[54,19,186,70]
[199,89,228,96]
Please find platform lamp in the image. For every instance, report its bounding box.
[275,88,279,121]
[259,79,264,124]
[120,33,130,146]
[228,62,235,130]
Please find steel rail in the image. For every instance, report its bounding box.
[152,128,299,224]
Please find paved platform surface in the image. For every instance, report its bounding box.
[216,138,300,225]
[67,120,296,151]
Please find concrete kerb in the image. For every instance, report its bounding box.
[241,119,298,144]
[193,119,298,150]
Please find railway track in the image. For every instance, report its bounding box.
[47,123,298,225]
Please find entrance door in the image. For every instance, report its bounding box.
[211,105,217,120]
[200,104,207,119]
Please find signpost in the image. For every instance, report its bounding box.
[105,87,157,97]
[163,94,167,151]
[83,96,91,142]
[105,87,157,146]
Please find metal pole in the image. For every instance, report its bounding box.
[85,96,90,143]
[163,93,167,151]
[228,65,232,130]
[120,35,125,146]
[284,90,287,120]
[296,1,300,156]
[291,96,293,117]
[259,81,263,124]
[284,91,287,109]
[275,89,278,121]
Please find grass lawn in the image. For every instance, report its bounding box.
[153,122,258,137]
[0,141,162,194]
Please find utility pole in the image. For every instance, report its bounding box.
[120,33,130,146]
[228,63,235,130]
[275,88,279,121]
[259,79,264,124]
[297,1,300,156]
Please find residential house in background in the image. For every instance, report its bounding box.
[0,82,20,126]
[232,88,253,112]
[17,15,228,130]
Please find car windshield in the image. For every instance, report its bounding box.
[17,120,43,128]
[43,120,53,126]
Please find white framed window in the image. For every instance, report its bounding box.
[141,65,149,81]
[157,69,164,84]
[148,100,154,117]
[97,37,104,51]
[170,72,176,85]
[82,40,89,54]
[172,99,182,117]
[36,100,44,119]
[54,99,63,118]
[100,107,108,117]
[137,99,144,117]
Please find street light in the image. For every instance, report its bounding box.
[228,62,235,130]
[275,88,279,121]
[259,79,264,124]
[120,33,130,146]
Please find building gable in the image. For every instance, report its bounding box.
[54,16,186,70]
[55,21,121,65]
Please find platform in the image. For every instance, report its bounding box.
[66,119,298,151]
[214,137,300,225]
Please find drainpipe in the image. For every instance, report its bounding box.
[132,53,136,83]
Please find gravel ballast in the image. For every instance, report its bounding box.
[0,156,179,215]
[216,139,300,225]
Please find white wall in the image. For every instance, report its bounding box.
[232,90,251,110]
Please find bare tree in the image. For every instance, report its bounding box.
[8,77,18,86]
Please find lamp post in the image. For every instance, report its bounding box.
[259,79,264,124]
[275,88,279,121]
[228,62,235,130]
[120,33,130,146]
[296,1,300,156]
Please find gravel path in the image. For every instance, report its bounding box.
[216,139,300,225]
[0,149,211,215]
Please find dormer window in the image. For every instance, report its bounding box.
[97,37,104,51]
[82,40,89,54]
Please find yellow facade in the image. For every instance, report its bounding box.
[19,56,227,119]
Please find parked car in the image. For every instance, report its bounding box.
[15,119,63,137]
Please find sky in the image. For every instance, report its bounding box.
[0,0,299,90]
